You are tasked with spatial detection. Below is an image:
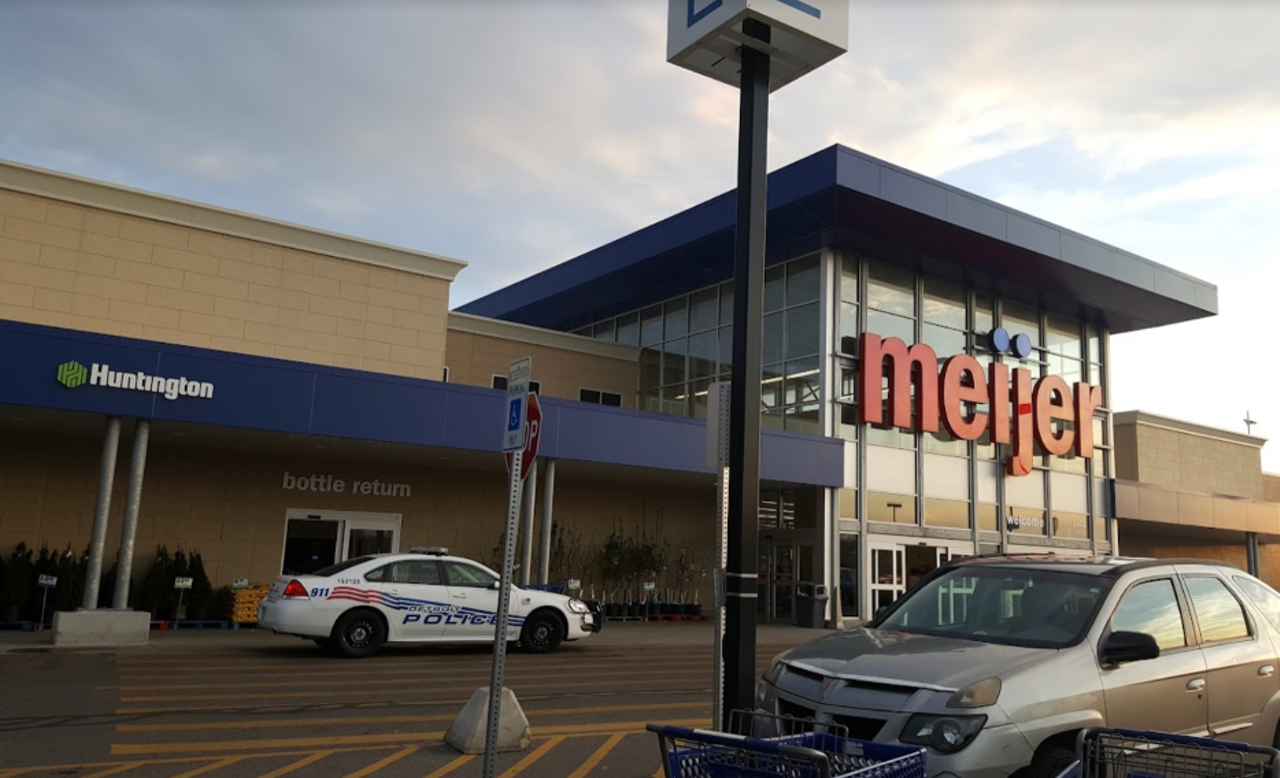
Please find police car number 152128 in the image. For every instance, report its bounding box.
[258,548,603,658]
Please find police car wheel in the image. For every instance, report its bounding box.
[520,611,564,654]
[331,609,385,658]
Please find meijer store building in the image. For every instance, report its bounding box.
[4,144,1262,628]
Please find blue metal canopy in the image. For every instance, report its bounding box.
[458,144,1216,335]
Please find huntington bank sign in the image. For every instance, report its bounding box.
[56,360,215,401]
[857,332,1103,477]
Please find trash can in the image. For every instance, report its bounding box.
[794,583,829,628]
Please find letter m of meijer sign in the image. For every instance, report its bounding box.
[57,360,89,389]
[857,332,1104,477]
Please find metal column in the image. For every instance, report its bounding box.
[1247,532,1261,577]
[83,417,122,610]
[519,461,538,586]
[724,19,770,725]
[538,459,556,585]
[113,419,151,610]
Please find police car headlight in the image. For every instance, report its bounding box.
[568,598,590,614]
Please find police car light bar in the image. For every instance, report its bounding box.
[410,546,449,556]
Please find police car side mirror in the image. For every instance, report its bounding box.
[491,581,501,590]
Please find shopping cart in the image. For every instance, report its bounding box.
[1056,728,1280,778]
[648,712,927,778]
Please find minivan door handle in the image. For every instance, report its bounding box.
[1260,665,1275,678]
[1187,678,1206,692]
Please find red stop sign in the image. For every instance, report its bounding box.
[504,392,541,481]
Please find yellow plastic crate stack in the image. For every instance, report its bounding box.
[231,585,270,625]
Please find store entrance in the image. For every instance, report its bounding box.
[280,509,402,575]
[757,539,816,623]
[868,541,959,615]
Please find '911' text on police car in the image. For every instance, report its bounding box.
[258,548,602,657]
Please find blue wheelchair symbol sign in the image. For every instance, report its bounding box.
[507,397,523,431]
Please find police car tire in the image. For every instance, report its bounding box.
[519,610,564,654]
[330,609,386,658]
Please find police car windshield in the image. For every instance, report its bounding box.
[312,557,375,577]
[873,567,1112,649]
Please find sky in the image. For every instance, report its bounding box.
[2,0,1278,471]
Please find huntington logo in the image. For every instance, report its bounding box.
[53,361,215,401]
[57,361,89,389]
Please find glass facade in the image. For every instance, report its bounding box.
[578,254,823,432]
[831,251,1114,551]
[575,248,1116,619]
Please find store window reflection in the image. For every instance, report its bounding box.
[868,492,915,524]
[839,534,859,619]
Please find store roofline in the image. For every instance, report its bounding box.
[0,158,467,282]
[457,144,1217,335]
[1115,410,1267,448]
[447,312,638,361]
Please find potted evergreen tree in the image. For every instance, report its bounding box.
[2,544,34,624]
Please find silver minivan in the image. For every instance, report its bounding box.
[756,556,1280,778]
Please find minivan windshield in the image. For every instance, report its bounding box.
[873,566,1113,649]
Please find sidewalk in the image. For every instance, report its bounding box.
[0,619,835,654]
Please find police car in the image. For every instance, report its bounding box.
[258,548,603,658]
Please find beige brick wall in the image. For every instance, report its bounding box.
[1120,524,1280,589]
[1117,419,1263,499]
[0,429,714,602]
[447,331,638,407]
[0,189,450,380]
[1265,474,1280,503]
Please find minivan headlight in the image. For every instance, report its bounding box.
[947,677,1001,708]
[901,714,986,753]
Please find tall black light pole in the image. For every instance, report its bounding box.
[724,18,771,722]
[665,0,849,730]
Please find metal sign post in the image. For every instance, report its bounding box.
[37,574,57,630]
[707,382,732,730]
[484,357,532,778]
[174,576,193,628]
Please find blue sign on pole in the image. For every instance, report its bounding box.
[502,357,532,452]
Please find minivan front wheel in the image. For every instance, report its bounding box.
[1024,745,1075,778]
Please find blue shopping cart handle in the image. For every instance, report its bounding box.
[1085,728,1260,753]
[646,724,832,760]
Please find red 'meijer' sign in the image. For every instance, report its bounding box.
[857,333,1103,477]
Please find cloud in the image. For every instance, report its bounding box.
[2,0,1279,467]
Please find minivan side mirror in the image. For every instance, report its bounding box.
[1101,631,1160,665]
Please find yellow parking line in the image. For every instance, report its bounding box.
[77,764,142,778]
[566,733,625,778]
[169,756,245,778]
[116,656,711,681]
[109,719,709,756]
[341,745,420,778]
[113,666,706,692]
[423,754,475,778]
[251,751,333,778]
[118,700,708,733]
[0,746,402,777]
[497,736,564,778]
[118,675,711,703]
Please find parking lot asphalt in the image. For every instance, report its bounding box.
[0,621,832,778]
